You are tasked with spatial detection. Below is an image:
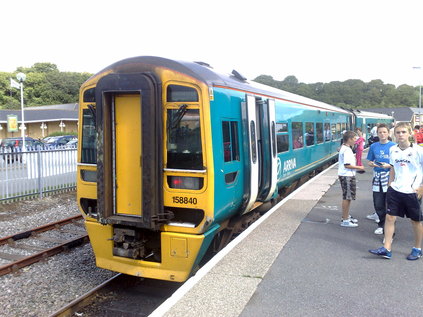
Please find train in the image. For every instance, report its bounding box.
[76,56,393,282]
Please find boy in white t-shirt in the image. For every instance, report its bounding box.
[369,122,423,260]
[338,131,365,227]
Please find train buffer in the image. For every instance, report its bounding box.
[150,162,423,317]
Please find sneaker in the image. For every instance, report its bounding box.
[369,246,392,259]
[348,215,358,224]
[406,247,422,261]
[374,227,384,235]
[340,220,358,227]
[366,212,380,223]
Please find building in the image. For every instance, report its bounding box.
[0,103,78,139]
[365,107,423,127]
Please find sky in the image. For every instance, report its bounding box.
[1,0,422,87]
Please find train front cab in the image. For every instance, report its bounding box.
[77,71,219,282]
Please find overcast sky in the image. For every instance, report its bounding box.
[1,0,422,87]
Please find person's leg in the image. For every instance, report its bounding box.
[384,214,396,250]
[411,220,423,249]
[342,199,351,220]
[373,191,387,228]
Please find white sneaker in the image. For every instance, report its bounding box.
[341,220,358,228]
[348,215,358,223]
[366,212,380,223]
[374,227,384,235]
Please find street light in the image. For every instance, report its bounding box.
[16,72,26,151]
[413,66,422,115]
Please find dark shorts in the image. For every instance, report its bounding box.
[339,176,356,200]
[386,187,422,222]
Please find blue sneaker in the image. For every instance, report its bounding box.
[369,247,392,259]
[406,247,422,261]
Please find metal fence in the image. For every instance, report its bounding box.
[0,146,77,203]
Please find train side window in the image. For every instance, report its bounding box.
[167,85,199,102]
[316,123,324,144]
[81,109,96,164]
[331,124,337,140]
[305,122,315,146]
[292,122,303,149]
[324,123,331,141]
[276,122,289,153]
[336,123,341,139]
[341,123,346,132]
[250,121,257,163]
[222,121,240,162]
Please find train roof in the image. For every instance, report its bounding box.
[352,109,392,119]
[97,56,350,114]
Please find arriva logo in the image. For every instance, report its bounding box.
[283,158,297,173]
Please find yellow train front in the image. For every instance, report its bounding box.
[77,56,370,282]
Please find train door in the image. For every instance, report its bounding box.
[95,72,166,230]
[242,95,277,213]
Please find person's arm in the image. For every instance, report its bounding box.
[344,163,365,171]
[388,167,395,187]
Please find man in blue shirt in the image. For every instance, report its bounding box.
[366,123,396,235]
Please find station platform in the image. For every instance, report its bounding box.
[151,162,423,317]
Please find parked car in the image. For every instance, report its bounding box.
[44,135,77,148]
[0,137,45,151]
[65,139,78,148]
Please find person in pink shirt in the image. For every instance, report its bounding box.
[354,128,365,166]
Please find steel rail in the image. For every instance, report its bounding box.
[0,214,83,246]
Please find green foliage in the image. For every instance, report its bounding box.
[253,75,420,109]
[0,63,92,109]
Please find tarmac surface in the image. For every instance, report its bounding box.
[151,161,423,317]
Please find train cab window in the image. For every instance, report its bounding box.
[292,122,303,149]
[305,122,315,146]
[167,108,203,170]
[316,123,324,144]
[167,85,199,102]
[222,121,240,162]
[81,109,96,164]
[276,122,289,153]
[83,88,96,102]
[324,123,331,141]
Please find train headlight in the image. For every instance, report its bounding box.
[167,176,203,190]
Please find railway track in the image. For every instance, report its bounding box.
[0,214,88,276]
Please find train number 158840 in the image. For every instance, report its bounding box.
[172,196,198,205]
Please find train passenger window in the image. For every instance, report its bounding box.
[276,121,289,153]
[222,121,240,162]
[81,109,97,164]
[292,122,303,149]
[167,85,199,102]
[336,123,341,139]
[167,109,203,170]
[277,135,289,152]
[341,123,346,133]
[305,122,314,146]
[324,123,331,141]
[316,123,324,144]
[276,123,288,133]
[331,124,336,140]
[250,121,257,163]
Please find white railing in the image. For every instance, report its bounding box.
[0,146,77,202]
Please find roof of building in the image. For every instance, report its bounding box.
[364,107,415,122]
[0,103,78,123]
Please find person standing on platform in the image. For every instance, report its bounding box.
[338,131,365,228]
[354,128,365,167]
[369,122,423,260]
[366,123,396,235]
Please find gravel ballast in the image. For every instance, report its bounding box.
[0,192,116,317]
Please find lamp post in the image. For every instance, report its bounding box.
[413,67,422,120]
[16,72,26,150]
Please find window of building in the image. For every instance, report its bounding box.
[222,121,240,162]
